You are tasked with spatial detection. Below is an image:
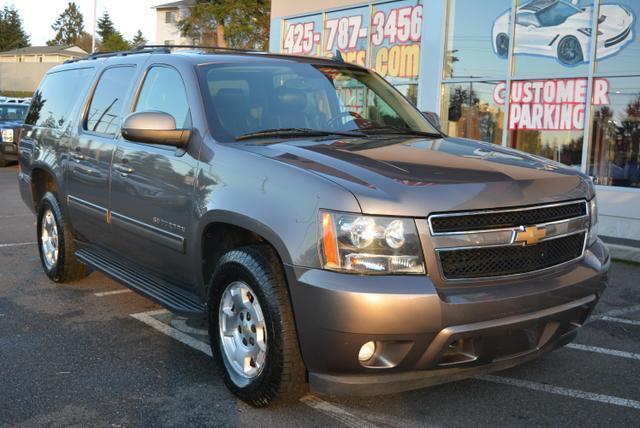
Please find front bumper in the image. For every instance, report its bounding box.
[285,239,609,396]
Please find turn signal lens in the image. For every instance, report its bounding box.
[321,212,339,268]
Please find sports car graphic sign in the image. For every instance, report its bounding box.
[492,0,634,65]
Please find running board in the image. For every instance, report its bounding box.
[76,247,206,317]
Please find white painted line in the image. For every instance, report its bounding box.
[0,242,36,248]
[130,310,212,357]
[130,309,379,428]
[600,316,640,327]
[478,375,640,410]
[300,395,379,428]
[94,289,133,297]
[566,343,640,361]
[592,304,640,320]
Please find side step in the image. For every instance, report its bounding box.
[76,247,206,318]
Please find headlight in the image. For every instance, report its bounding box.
[1,129,13,143]
[588,197,598,246]
[320,210,425,274]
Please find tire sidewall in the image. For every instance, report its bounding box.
[208,250,285,402]
[37,192,67,282]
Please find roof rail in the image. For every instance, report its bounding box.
[64,46,170,64]
[63,44,353,65]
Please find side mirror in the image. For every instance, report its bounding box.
[121,111,191,147]
[422,111,441,131]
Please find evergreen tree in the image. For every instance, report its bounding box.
[47,2,85,46]
[178,0,270,50]
[96,11,116,42]
[100,33,130,52]
[131,30,146,47]
[0,6,30,51]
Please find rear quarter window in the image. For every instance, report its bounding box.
[25,67,95,129]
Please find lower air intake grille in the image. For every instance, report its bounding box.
[439,233,586,280]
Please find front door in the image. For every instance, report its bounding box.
[67,65,138,244]
[109,64,198,287]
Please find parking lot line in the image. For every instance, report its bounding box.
[599,316,640,327]
[592,304,640,320]
[566,343,640,361]
[477,375,640,410]
[94,289,133,297]
[130,309,378,427]
[0,242,36,248]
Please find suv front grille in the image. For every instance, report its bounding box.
[430,201,586,234]
[439,232,586,280]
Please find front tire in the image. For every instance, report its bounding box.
[558,36,584,65]
[0,153,7,167]
[37,192,91,282]
[496,33,509,58]
[209,245,306,407]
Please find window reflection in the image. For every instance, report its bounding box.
[441,82,505,145]
[589,76,640,187]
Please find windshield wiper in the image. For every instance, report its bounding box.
[355,125,443,138]
[235,128,365,141]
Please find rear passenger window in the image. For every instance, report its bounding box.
[135,66,191,128]
[25,67,95,129]
[85,66,136,137]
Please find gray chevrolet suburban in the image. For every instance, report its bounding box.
[17,46,610,407]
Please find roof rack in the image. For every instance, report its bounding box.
[64,44,353,65]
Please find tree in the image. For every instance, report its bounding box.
[100,33,130,52]
[131,30,147,47]
[96,11,116,42]
[178,0,271,50]
[0,6,30,51]
[48,2,86,46]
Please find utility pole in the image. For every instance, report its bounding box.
[91,0,97,53]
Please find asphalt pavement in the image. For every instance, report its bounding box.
[1,164,639,427]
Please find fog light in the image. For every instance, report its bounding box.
[358,341,376,362]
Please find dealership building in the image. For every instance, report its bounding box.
[269,0,640,259]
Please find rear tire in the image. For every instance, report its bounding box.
[208,245,306,407]
[36,192,91,282]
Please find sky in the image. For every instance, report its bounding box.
[2,0,160,46]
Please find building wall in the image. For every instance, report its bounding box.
[0,63,55,93]
[155,7,192,45]
[272,0,364,19]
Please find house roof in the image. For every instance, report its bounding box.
[152,0,195,9]
[0,45,87,57]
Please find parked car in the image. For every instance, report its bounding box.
[0,103,28,167]
[492,0,634,65]
[17,46,609,407]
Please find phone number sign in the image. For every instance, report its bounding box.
[281,0,422,82]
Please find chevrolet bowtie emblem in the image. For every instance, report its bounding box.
[515,226,546,246]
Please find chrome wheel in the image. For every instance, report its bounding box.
[218,281,267,386]
[40,208,59,270]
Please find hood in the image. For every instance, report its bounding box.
[237,136,592,217]
[597,4,633,36]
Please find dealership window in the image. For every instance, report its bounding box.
[595,0,638,75]
[513,0,594,77]
[441,81,505,145]
[505,78,589,169]
[444,0,511,79]
[588,76,640,187]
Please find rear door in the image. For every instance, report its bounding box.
[109,63,199,286]
[67,64,139,244]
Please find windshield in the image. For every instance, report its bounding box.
[536,2,580,27]
[0,104,28,122]
[197,62,438,142]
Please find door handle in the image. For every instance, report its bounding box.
[113,163,134,175]
[70,151,84,161]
